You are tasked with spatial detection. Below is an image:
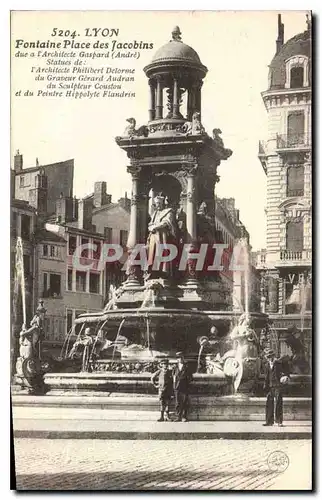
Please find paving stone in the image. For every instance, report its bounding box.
[13,438,312,491]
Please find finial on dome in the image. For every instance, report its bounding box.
[171,26,182,42]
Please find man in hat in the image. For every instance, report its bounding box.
[263,348,284,426]
[151,358,173,421]
[173,352,193,422]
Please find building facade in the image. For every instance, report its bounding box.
[256,14,312,362]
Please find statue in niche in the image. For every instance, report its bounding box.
[146,194,178,278]
[212,128,233,160]
[123,117,149,138]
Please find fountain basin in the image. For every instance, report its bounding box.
[44,371,230,395]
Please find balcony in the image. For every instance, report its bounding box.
[286,188,304,197]
[258,141,268,174]
[278,249,312,266]
[276,133,311,151]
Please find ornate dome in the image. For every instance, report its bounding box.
[152,27,202,64]
[269,28,311,89]
[144,27,207,78]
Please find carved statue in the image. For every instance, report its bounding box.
[15,301,47,393]
[146,195,178,278]
[123,117,149,138]
[212,128,233,160]
[68,327,93,372]
[184,111,205,136]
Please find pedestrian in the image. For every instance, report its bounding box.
[151,358,173,422]
[263,348,287,427]
[173,352,193,422]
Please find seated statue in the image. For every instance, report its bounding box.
[183,111,205,136]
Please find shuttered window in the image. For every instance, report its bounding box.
[286,220,304,252]
[287,111,305,145]
[287,165,304,197]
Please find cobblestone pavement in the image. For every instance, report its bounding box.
[13,439,312,491]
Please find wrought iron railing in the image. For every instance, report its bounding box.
[276,133,311,149]
[287,188,304,197]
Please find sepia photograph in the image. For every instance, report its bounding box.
[10,9,312,491]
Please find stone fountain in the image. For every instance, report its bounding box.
[40,27,271,400]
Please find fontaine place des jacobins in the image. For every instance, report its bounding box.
[14,27,311,411]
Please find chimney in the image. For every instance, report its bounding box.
[78,198,93,230]
[55,194,74,224]
[94,181,109,208]
[118,191,131,212]
[275,14,284,55]
[29,170,48,215]
[14,150,23,172]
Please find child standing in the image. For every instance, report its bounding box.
[151,359,173,421]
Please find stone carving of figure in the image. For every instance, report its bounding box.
[212,128,233,160]
[230,313,259,357]
[68,327,93,372]
[147,195,178,277]
[183,111,205,136]
[123,117,149,138]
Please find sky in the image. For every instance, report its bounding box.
[11,10,309,250]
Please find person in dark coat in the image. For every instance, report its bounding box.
[263,348,285,426]
[151,359,173,421]
[173,352,193,422]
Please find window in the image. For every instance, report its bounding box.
[120,230,128,247]
[21,214,31,240]
[287,165,304,197]
[43,272,61,297]
[43,244,48,257]
[68,235,77,255]
[104,227,112,242]
[19,176,25,188]
[286,220,304,252]
[290,66,304,88]
[76,271,87,292]
[89,272,100,294]
[66,309,73,334]
[93,240,101,260]
[50,245,56,257]
[81,237,89,258]
[287,111,305,145]
[92,224,97,233]
[67,269,73,291]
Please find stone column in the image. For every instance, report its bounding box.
[148,79,156,121]
[155,78,163,119]
[184,168,200,288]
[127,171,139,249]
[187,88,192,121]
[172,78,179,118]
[195,82,202,118]
[186,171,197,244]
[125,168,143,287]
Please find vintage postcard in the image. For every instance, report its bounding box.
[10,10,312,491]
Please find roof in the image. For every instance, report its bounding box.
[11,198,36,212]
[152,39,201,65]
[13,158,74,175]
[269,28,311,89]
[36,228,66,243]
[144,27,207,77]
